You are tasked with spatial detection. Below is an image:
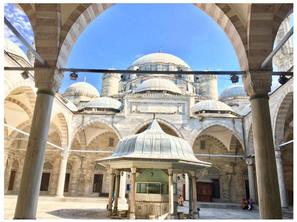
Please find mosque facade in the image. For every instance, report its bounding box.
[4,17,293,208]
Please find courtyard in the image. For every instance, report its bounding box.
[4,195,264,220]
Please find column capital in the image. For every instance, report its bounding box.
[131,167,137,174]
[115,169,120,176]
[168,169,173,175]
[243,71,272,99]
[60,150,68,159]
[275,149,282,159]
[34,67,63,95]
[107,168,114,175]
[245,156,255,166]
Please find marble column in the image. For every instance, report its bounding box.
[188,176,193,218]
[168,169,174,218]
[56,150,69,197]
[14,68,63,219]
[107,169,115,216]
[185,174,189,200]
[4,156,13,193]
[192,173,198,219]
[118,171,127,204]
[113,170,121,213]
[244,71,282,219]
[129,168,136,219]
[275,149,288,208]
[245,157,256,202]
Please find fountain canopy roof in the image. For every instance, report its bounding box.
[98,120,211,169]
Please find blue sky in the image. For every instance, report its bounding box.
[5,3,280,95]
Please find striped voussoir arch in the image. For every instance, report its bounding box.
[52,113,69,148]
[5,97,33,118]
[57,3,248,70]
[274,92,293,147]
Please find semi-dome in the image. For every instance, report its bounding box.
[63,82,100,98]
[219,85,247,101]
[134,78,182,94]
[192,100,235,114]
[4,38,29,61]
[81,97,122,111]
[131,52,190,68]
[100,119,211,166]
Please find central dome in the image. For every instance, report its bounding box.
[134,78,182,94]
[131,52,190,69]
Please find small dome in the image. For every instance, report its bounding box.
[219,85,247,101]
[192,100,234,113]
[4,38,29,61]
[134,78,181,94]
[82,97,122,111]
[131,52,190,68]
[63,82,100,98]
[107,120,210,165]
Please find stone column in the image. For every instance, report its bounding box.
[185,174,189,200]
[192,173,198,219]
[188,176,193,218]
[243,71,282,219]
[55,150,69,197]
[168,169,174,218]
[129,168,136,219]
[14,68,63,219]
[275,149,288,208]
[4,156,13,193]
[118,171,127,204]
[113,170,121,213]
[245,157,256,202]
[107,169,115,216]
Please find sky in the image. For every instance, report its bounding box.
[4,3,282,95]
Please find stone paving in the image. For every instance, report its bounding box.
[4,195,292,220]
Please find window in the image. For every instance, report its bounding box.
[200,140,206,150]
[137,183,147,193]
[109,138,114,147]
[147,183,161,194]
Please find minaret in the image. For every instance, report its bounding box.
[195,75,218,100]
[102,72,120,97]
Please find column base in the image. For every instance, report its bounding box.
[193,212,199,219]
[107,209,112,216]
[129,212,135,219]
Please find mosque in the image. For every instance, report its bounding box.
[3,3,293,219]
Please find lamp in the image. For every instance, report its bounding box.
[70,71,78,80]
[21,70,29,79]
[230,74,239,83]
[278,74,289,85]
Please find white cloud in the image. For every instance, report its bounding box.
[4,3,34,53]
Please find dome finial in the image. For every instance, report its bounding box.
[83,75,87,82]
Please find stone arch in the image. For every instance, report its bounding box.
[134,118,183,138]
[247,127,254,155]
[57,3,248,70]
[87,131,119,150]
[5,97,33,119]
[274,91,293,147]
[190,122,244,150]
[70,119,121,149]
[17,4,36,33]
[193,134,228,152]
[51,113,69,147]
[6,119,31,150]
[5,81,36,100]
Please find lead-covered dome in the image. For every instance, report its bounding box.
[131,52,190,68]
[219,85,247,101]
[192,100,237,116]
[101,120,210,166]
[63,82,100,99]
[81,97,122,112]
[134,78,182,94]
